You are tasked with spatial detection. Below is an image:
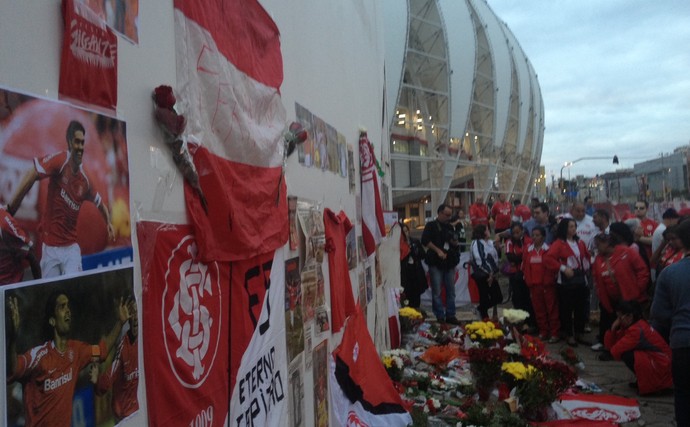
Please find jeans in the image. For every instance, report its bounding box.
[429,265,456,320]
[672,347,690,427]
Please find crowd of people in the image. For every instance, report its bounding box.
[400,195,690,425]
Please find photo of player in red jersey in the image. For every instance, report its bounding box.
[4,267,136,427]
[0,88,132,286]
[0,206,40,285]
[7,120,114,278]
[95,296,139,423]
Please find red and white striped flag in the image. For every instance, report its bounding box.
[359,131,385,256]
[174,0,288,263]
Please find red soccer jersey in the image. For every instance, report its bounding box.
[469,203,489,227]
[97,334,139,420]
[35,151,102,247]
[0,208,32,285]
[324,208,356,333]
[639,218,658,238]
[491,200,512,231]
[11,339,106,427]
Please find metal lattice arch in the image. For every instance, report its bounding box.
[384,0,544,222]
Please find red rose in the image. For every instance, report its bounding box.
[154,107,186,137]
[286,121,308,144]
[153,85,176,109]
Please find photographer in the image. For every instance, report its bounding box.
[422,204,461,324]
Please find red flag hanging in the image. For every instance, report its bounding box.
[359,131,385,256]
[174,0,288,262]
[59,0,118,111]
[137,222,229,427]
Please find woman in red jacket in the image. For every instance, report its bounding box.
[592,233,650,352]
[522,226,560,342]
[545,218,591,347]
[604,300,672,395]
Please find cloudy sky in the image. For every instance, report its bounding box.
[488,0,690,182]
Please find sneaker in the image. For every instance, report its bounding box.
[548,336,561,344]
[584,325,592,333]
[591,342,604,351]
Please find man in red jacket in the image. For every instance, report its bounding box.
[469,196,489,228]
[491,193,512,234]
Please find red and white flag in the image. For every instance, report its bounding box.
[330,310,412,426]
[229,247,289,427]
[557,393,640,424]
[138,221,229,427]
[174,0,288,263]
[359,131,385,256]
[59,0,117,111]
[138,221,289,426]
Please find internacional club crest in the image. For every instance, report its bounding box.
[163,235,222,389]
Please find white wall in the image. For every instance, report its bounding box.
[0,1,388,426]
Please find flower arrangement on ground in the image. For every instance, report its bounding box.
[419,344,462,367]
[381,349,411,382]
[399,306,424,334]
[502,308,530,325]
[467,347,507,401]
[514,359,577,421]
[519,334,547,361]
[465,320,504,347]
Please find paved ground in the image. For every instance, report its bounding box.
[420,281,677,426]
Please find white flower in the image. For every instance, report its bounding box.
[504,343,522,355]
[423,405,430,413]
[430,398,441,409]
[502,308,530,324]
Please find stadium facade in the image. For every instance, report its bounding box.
[384,0,544,225]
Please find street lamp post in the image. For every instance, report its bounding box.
[560,156,619,204]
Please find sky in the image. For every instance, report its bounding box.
[487,0,690,182]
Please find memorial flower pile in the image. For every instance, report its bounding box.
[382,306,594,425]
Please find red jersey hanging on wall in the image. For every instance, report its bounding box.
[59,0,118,111]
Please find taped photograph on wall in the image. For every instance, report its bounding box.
[77,0,140,44]
[0,87,133,286]
[3,266,137,427]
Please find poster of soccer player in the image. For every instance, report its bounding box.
[3,266,137,427]
[0,87,132,286]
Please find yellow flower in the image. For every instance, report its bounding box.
[382,356,393,369]
[399,307,422,319]
[501,362,537,380]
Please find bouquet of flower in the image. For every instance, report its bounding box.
[501,361,537,381]
[467,347,507,400]
[519,334,547,361]
[502,308,530,325]
[465,320,504,347]
[152,85,208,213]
[515,359,577,421]
[419,344,462,367]
[381,349,411,382]
[399,306,424,334]
[559,346,585,371]
[424,397,442,414]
